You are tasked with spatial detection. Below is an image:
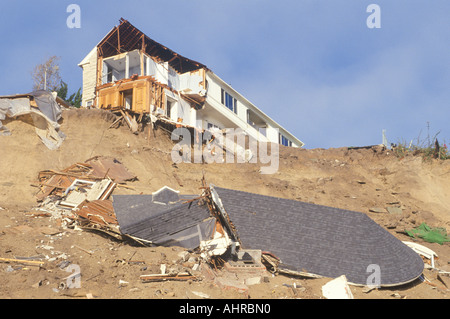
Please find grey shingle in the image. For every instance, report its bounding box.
[212,186,424,286]
[112,194,213,249]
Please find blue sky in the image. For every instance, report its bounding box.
[1,0,449,149]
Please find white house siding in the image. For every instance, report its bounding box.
[79,47,98,107]
[155,62,168,86]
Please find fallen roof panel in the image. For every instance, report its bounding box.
[211,186,424,287]
[85,156,137,183]
[112,193,213,249]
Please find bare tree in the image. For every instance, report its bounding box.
[31,56,62,91]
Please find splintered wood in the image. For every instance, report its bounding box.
[140,273,197,283]
[35,156,136,201]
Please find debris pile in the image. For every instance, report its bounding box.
[25,159,443,294]
[32,156,136,238]
[0,90,66,149]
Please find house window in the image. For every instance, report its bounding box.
[279,134,292,147]
[221,88,237,114]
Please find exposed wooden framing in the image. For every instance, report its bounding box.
[126,33,144,53]
[167,54,178,64]
[97,56,103,89]
[117,25,121,53]
[202,68,206,90]
[140,35,145,76]
[103,40,120,54]
[98,27,119,57]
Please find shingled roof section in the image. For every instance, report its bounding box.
[112,194,214,249]
[212,186,424,287]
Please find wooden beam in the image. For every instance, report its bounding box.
[0,257,44,266]
[117,25,121,53]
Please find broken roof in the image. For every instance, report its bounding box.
[211,186,424,287]
[112,188,214,249]
[97,18,207,74]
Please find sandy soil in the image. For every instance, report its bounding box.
[0,108,449,300]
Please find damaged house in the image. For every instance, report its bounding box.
[78,18,304,148]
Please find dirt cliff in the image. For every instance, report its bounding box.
[0,108,449,299]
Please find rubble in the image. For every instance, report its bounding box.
[17,153,437,298]
[0,90,66,149]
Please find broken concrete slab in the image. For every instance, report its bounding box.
[322,275,354,299]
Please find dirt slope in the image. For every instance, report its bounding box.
[0,108,449,299]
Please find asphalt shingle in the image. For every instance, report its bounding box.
[112,194,213,249]
[212,186,424,286]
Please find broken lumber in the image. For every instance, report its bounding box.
[0,257,44,266]
[140,273,197,283]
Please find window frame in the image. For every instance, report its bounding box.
[221,88,237,114]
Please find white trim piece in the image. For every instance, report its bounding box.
[403,241,438,268]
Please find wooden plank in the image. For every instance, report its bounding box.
[0,257,44,266]
[140,273,197,283]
